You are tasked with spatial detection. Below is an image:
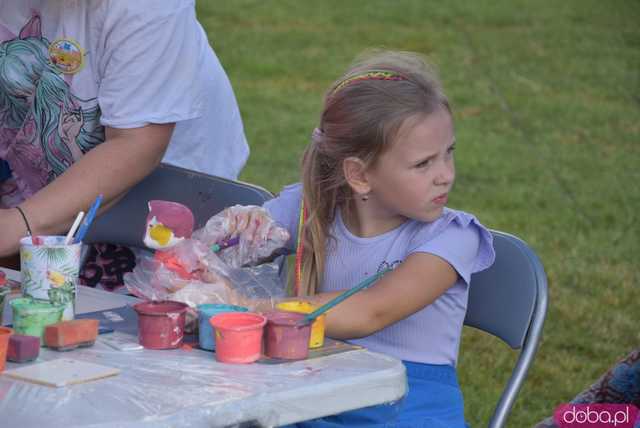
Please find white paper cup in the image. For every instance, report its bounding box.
[20,236,81,321]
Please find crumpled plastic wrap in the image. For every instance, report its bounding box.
[193,205,290,268]
[124,206,290,313]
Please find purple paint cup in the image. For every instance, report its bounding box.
[264,311,311,360]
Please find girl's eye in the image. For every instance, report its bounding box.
[447,144,456,155]
[415,159,433,169]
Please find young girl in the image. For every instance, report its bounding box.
[222,50,495,427]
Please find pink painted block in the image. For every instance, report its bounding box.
[7,335,40,363]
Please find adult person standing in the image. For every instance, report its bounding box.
[0,1,249,271]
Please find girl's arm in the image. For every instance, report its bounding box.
[304,252,458,340]
[0,124,173,256]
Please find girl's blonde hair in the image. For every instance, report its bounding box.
[298,50,451,296]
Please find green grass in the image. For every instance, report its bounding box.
[197,1,640,426]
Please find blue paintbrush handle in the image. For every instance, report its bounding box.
[303,268,391,323]
[74,194,103,244]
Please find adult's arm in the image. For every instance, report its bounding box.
[0,124,174,257]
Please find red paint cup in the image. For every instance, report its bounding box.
[133,301,188,349]
[264,311,311,360]
[0,326,13,372]
[210,312,266,364]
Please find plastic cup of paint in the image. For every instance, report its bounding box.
[276,300,326,349]
[264,311,312,360]
[133,301,188,349]
[210,312,266,364]
[0,326,13,372]
[20,235,82,321]
[197,303,248,351]
[7,334,40,363]
[9,298,65,345]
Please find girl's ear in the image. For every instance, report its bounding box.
[343,157,371,196]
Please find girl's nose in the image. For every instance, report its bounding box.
[434,160,455,185]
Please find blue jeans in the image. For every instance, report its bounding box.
[283,361,468,428]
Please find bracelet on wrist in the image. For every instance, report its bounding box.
[15,206,33,237]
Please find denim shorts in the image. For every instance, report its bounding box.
[284,361,468,428]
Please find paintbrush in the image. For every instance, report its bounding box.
[298,268,391,326]
[210,236,240,253]
[64,211,85,245]
[73,194,103,244]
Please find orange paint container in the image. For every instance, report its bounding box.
[0,327,13,372]
[210,312,266,364]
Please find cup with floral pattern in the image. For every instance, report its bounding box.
[20,236,82,320]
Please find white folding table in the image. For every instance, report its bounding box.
[0,268,407,427]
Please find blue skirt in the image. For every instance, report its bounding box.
[284,361,468,428]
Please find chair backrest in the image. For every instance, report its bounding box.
[84,163,274,248]
[464,230,548,428]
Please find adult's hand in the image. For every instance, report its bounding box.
[0,123,174,257]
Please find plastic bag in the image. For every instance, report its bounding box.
[125,241,285,308]
[124,206,290,313]
[192,205,290,268]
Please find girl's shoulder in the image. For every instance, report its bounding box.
[422,207,485,234]
[406,207,484,239]
[276,182,303,198]
[406,208,495,281]
[264,183,302,212]
[262,183,303,251]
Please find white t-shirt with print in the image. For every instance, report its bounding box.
[0,0,248,205]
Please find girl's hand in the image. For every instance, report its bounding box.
[216,205,278,242]
[193,205,289,267]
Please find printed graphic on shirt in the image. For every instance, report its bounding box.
[0,13,104,206]
[49,37,85,74]
[377,260,402,273]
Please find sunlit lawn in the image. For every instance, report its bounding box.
[198,1,640,426]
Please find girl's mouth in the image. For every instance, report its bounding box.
[432,193,448,205]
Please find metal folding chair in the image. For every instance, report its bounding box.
[464,230,549,428]
[84,163,274,248]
